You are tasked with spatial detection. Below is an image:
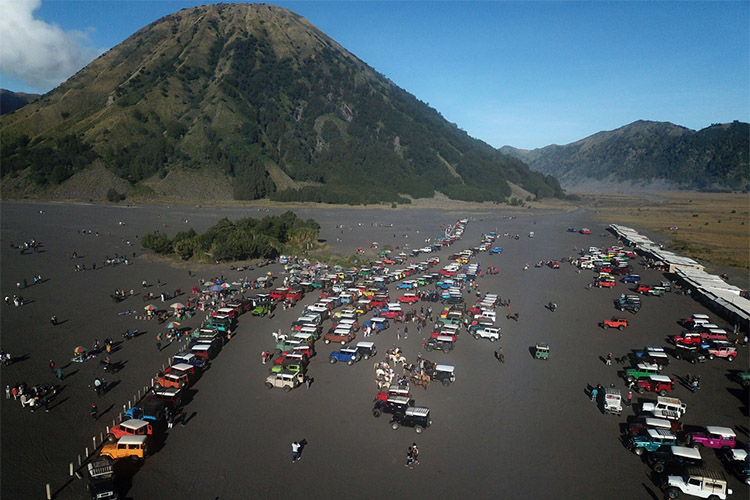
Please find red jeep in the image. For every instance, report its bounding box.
[269,288,289,301]
[672,332,702,346]
[635,375,674,396]
[600,317,628,330]
[381,309,404,320]
[706,344,737,362]
[636,284,652,294]
[595,279,616,288]
[285,289,303,302]
[108,418,154,442]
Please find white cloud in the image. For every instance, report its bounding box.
[0,0,100,91]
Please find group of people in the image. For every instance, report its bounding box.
[6,382,56,412]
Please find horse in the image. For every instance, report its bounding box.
[506,312,519,321]
[388,352,408,366]
[410,371,430,390]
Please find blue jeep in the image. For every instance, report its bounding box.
[622,275,641,283]
[491,247,503,254]
[329,347,361,365]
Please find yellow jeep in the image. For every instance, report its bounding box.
[99,435,148,461]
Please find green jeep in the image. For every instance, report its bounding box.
[252,303,272,316]
[270,363,306,374]
[628,428,677,455]
[625,363,659,383]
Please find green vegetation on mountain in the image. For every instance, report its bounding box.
[0,3,564,204]
[141,210,320,261]
[501,120,749,191]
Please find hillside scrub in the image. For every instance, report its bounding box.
[141,211,320,262]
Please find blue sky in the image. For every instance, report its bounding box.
[0,1,747,149]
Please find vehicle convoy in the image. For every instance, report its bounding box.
[663,468,733,499]
[124,396,172,422]
[86,458,118,500]
[601,317,628,330]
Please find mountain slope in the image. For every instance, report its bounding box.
[0,89,40,115]
[0,3,563,204]
[500,120,749,190]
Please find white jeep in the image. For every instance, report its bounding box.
[664,468,732,499]
[641,396,686,420]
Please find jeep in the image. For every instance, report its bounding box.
[354,341,377,360]
[329,347,361,365]
[706,344,737,362]
[688,426,737,449]
[99,435,148,462]
[472,325,500,342]
[372,395,413,418]
[390,406,431,433]
[86,458,118,500]
[625,363,660,383]
[641,397,687,421]
[425,335,455,353]
[602,387,622,416]
[648,446,703,474]
[664,468,733,499]
[636,375,674,396]
[265,371,305,392]
[106,418,153,443]
[601,317,628,330]
[629,428,678,455]
[672,345,708,364]
[427,364,456,386]
[323,329,356,345]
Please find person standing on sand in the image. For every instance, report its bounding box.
[291,441,301,462]
[91,403,98,420]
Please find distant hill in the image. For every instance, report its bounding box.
[0,89,40,115]
[0,3,563,204]
[500,120,749,191]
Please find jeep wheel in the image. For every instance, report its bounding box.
[666,487,679,499]
[727,355,735,362]
[490,337,497,342]
[329,357,337,364]
[265,382,273,389]
[692,442,702,448]
[708,354,715,360]
[340,340,347,345]
[658,389,667,396]
[363,354,370,360]
[324,339,330,344]
[472,334,479,340]
[442,379,450,387]
[425,346,432,352]
[690,358,697,364]
[373,409,381,418]
[347,359,354,366]
[618,325,624,331]
[707,496,720,500]
[391,422,399,430]
[415,426,423,434]
[637,387,646,394]
[653,463,665,474]
[603,324,609,329]
[283,386,292,392]
[626,376,634,383]
[634,447,644,456]
[106,433,116,443]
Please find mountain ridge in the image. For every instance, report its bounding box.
[500,120,749,190]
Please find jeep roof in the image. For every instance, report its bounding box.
[635,362,659,371]
[356,341,375,349]
[647,428,677,440]
[339,347,358,354]
[116,435,148,446]
[704,426,736,438]
[434,364,455,373]
[405,407,430,417]
[646,374,672,383]
[386,395,411,406]
[119,419,150,432]
[667,446,703,460]
[171,363,194,372]
[433,335,455,342]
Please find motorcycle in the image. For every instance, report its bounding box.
[122,329,139,340]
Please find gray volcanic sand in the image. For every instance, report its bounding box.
[1,201,747,500]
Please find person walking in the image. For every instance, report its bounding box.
[56,367,64,380]
[626,390,633,406]
[591,386,598,403]
[49,360,55,374]
[5,385,10,399]
[404,326,409,340]
[396,328,401,340]
[291,441,301,462]
[405,447,415,469]
[156,333,162,352]
[411,443,420,465]
[90,403,98,420]
[261,351,267,364]
[606,352,612,366]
